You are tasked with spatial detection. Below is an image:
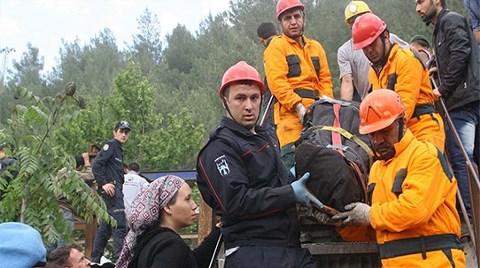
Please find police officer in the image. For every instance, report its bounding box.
[91,120,131,263]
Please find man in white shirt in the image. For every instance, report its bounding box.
[122,162,149,209]
[338,1,409,101]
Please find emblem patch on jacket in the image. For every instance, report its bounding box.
[215,155,230,176]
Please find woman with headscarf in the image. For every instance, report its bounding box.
[116,175,222,268]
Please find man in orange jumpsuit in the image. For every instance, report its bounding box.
[333,90,465,267]
[351,13,445,152]
[264,0,333,169]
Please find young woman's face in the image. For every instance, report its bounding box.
[168,183,198,229]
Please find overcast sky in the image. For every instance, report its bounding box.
[0,0,230,75]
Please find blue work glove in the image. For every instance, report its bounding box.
[289,166,296,177]
[290,172,324,208]
[332,202,371,226]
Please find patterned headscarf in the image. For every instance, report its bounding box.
[116,175,184,268]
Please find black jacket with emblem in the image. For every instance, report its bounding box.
[196,116,300,249]
[433,8,480,111]
[92,138,125,210]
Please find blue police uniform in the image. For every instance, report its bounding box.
[196,116,316,268]
[91,138,127,262]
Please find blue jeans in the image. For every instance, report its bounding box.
[445,105,480,218]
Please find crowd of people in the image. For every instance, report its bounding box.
[0,0,478,267]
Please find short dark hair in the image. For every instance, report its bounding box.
[257,22,277,39]
[75,155,85,168]
[128,162,140,172]
[48,244,83,266]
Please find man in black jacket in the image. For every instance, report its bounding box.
[415,0,480,218]
[91,121,131,263]
[196,61,324,268]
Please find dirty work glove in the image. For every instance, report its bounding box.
[295,103,306,123]
[291,172,324,208]
[332,202,371,226]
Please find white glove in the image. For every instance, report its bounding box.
[295,103,306,123]
[331,202,371,226]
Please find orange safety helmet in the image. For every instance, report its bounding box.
[219,61,265,98]
[344,1,372,24]
[276,0,305,20]
[359,89,406,134]
[352,13,387,50]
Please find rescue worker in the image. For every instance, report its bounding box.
[91,120,131,263]
[338,1,409,102]
[264,0,333,170]
[196,61,324,268]
[333,89,465,267]
[352,13,445,152]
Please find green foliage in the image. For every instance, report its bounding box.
[130,8,163,77]
[135,108,205,170]
[0,83,112,244]
[0,0,472,244]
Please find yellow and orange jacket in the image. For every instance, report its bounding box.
[338,130,464,267]
[264,33,333,147]
[369,44,445,152]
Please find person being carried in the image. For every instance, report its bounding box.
[333,89,465,267]
[352,13,445,152]
[116,175,222,268]
[264,0,333,170]
[196,61,324,268]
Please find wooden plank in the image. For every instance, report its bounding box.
[198,198,214,243]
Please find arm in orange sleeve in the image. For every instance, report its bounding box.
[336,225,376,242]
[392,49,424,121]
[264,40,302,112]
[316,43,334,98]
[370,142,454,233]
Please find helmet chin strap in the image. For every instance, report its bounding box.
[372,33,390,70]
[222,97,235,123]
[397,117,405,141]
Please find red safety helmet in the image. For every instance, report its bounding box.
[219,61,265,98]
[359,89,406,134]
[352,13,386,50]
[276,0,305,20]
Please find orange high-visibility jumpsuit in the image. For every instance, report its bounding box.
[264,33,333,149]
[369,44,445,152]
[338,130,465,267]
